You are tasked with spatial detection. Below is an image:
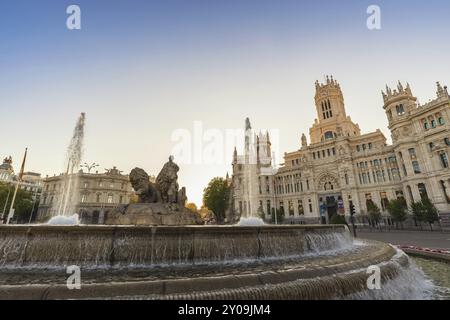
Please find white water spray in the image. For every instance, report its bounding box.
[52,113,85,217]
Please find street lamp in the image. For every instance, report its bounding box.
[81,162,99,173]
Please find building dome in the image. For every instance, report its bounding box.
[0,156,13,172]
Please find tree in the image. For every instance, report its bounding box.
[386,198,408,229]
[410,201,425,230]
[420,198,439,231]
[330,214,347,225]
[367,201,381,228]
[202,177,230,224]
[0,182,35,223]
[185,202,198,213]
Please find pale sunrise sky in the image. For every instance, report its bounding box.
[1,0,450,205]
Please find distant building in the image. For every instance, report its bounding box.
[0,156,42,199]
[231,77,450,227]
[37,167,134,224]
[0,156,14,183]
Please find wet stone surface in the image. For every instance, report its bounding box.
[0,240,381,286]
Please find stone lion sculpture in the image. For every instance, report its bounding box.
[129,167,159,203]
[129,156,185,205]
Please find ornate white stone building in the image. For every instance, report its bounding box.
[230,77,450,226]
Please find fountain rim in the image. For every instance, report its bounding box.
[0,224,348,232]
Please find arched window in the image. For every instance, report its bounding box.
[324,131,334,140]
[445,138,450,146]
[324,182,333,191]
[418,183,428,200]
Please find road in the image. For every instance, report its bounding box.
[357,230,450,250]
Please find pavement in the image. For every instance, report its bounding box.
[356,230,450,250]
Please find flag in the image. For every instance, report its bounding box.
[18,147,27,181]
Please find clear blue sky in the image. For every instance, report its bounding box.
[1,0,450,205]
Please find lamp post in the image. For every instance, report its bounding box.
[7,147,28,224]
[81,162,99,173]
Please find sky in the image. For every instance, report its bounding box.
[1,0,450,206]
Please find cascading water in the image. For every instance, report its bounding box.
[50,113,85,221]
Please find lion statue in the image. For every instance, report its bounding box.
[129,167,159,203]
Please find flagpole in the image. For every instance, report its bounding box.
[6,148,27,225]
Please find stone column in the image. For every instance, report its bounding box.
[443,180,450,202]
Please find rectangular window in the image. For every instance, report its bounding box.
[298,200,304,215]
[288,201,294,216]
[412,161,421,174]
[440,152,449,168]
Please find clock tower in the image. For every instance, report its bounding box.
[309,76,361,144]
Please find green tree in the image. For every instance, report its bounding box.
[330,214,347,225]
[386,198,408,229]
[0,182,35,223]
[367,200,381,228]
[420,198,439,231]
[202,177,230,224]
[410,201,425,230]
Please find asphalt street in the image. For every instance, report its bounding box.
[357,230,450,250]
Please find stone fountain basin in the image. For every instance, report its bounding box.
[0,224,351,267]
[0,225,412,299]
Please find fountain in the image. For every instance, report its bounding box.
[0,116,438,300]
[49,113,85,222]
[0,223,435,299]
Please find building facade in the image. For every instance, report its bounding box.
[37,166,133,224]
[231,77,450,226]
[0,156,43,198]
[0,156,14,183]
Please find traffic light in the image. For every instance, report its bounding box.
[349,201,356,216]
